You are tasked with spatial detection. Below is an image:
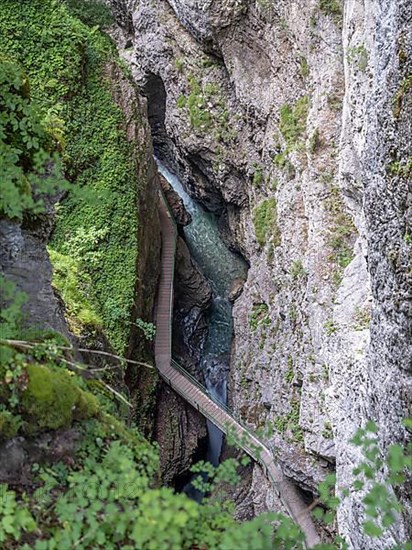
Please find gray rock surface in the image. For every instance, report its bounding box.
[228,276,246,303]
[0,430,80,484]
[0,216,70,339]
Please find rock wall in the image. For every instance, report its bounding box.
[109,0,411,545]
[333,1,412,545]
[0,212,70,340]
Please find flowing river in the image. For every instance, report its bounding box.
[157,161,248,466]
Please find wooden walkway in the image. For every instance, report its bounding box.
[155,193,320,548]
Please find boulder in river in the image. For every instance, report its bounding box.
[159,173,192,227]
[228,277,246,303]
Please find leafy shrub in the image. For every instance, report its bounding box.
[249,303,270,331]
[273,96,309,175]
[135,318,156,341]
[178,75,235,142]
[0,486,36,544]
[48,249,102,332]
[0,348,100,436]
[0,59,67,220]
[274,399,303,443]
[252,164,264,187]
[63,0,114,27]
[0,275,27,339]
[279,95,310,150]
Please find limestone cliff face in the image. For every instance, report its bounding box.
[109,0,411,545]
[331,2,412,545]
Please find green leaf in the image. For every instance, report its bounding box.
[363,520,383,537]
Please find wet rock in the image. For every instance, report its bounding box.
[174,237,212,312]
[172,237,212,369]
[228,277,246,303]
[0,430,80,484]
[159,173,192,227]
[155,385,208,485]
[204,354,229,387]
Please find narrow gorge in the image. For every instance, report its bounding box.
[0,0,411,549]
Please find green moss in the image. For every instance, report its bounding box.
[392,75,412,118]
[0,0,141,354]
[48,249,102,334]
[285,357,294,383]
[76,389,100,420]
[274,415,288,434]
[319,0,342,19]
[387,157,412,179]
[178,74,235,142]
[273,152,296,178]
[353,306,371,331]
[290,259,307,280]
[249,303,270,331]
[299,55,310,78]
[279,95,310,150]
[174,57,184,73]
[325,186,355,270]
[252,198,281,247]
[274,96,309,175]
[0,410,21,440]
[21,364,99,434]
[22,364,76,431]
[324,319,337,336]
[347,44,368,72]
[309,128,321,154]
[327,92,342,111]
[252,165,264,187]
[274,399,303,443]
[322,421,333,439]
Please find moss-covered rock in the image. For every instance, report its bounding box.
[48,249,102,335]
[21,364,99,434]
[253,198,281,248]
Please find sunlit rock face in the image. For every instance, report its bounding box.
[109,0,411,545]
